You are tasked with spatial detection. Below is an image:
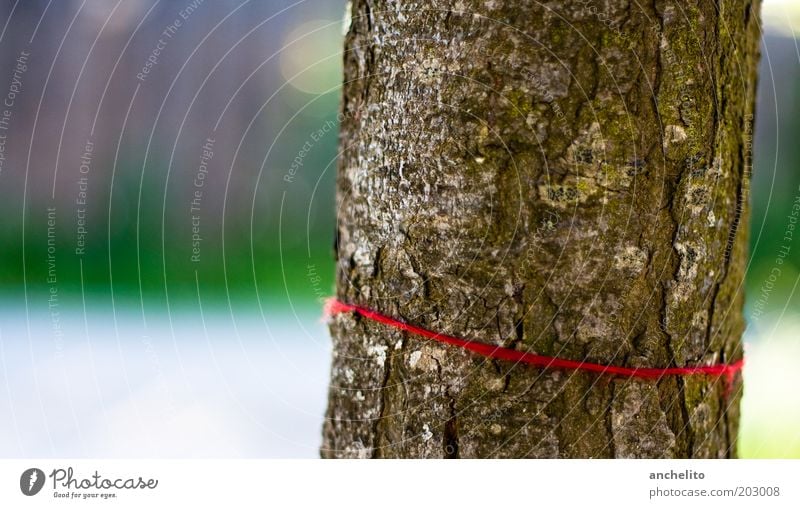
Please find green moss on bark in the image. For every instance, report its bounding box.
[322,0,761,458]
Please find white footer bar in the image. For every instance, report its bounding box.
[1,459,797,507]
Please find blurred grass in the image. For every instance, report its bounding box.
[739,320,800,458]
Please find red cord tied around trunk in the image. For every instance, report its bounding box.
[324,298,744,394]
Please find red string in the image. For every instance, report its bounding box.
[324,298,743,392]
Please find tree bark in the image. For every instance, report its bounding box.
[322,0,761,458]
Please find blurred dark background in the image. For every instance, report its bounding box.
[0,0,344,306]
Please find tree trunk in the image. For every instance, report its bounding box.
[322,0,761,458]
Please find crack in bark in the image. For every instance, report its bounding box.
[650,0,695,458]
[605,381,616,458]
[676,377,694,456]
[373,340,395,458]
[444,387,459,459]
[430,355,459,458]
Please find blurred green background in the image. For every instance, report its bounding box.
[0,0,797,458]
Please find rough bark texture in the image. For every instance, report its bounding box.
[322,0,761,458]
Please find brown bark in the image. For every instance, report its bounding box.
[322,0,761,458]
